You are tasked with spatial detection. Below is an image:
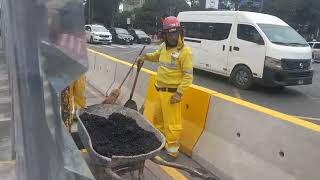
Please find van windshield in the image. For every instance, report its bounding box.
[258,24,308,47]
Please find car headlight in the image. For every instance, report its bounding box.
[265,56,282,70]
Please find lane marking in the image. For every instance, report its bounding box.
[0,160,15,164]
[87,48,320,132]
[102,45,115,48]
[121,49,141,55]
[111,44,127,49]
[294,116,320,121]
[159,165,188,180]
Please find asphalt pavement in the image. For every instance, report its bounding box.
[88,43,320,124]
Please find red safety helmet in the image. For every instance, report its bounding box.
[162,16,181,33]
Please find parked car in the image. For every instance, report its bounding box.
[178,11,313,89]
[128,29,151,44]
[308,41,320,62]
[109,28,134,45]
[85,24,112,45]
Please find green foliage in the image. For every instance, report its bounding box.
[84,0,123,26]
[115,0,190,34]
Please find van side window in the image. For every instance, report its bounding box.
[182,22,231,41]
[182,22,201,39]
[212,23,232,41]
[237,24,262,43]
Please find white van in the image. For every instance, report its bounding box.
[177,11,313,89]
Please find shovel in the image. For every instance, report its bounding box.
[102,46,145,104]
[118,46,145,90]
[124,60,144,111]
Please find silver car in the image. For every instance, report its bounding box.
[308,42,320,62]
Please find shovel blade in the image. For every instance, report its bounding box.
[124,99,138,111]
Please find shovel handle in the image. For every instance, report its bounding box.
[129,61,144,100]
[118,46,146,89]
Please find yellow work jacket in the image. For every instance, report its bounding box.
[145,41,193,95]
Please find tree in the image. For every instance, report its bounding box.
[189,0,206,10]
[124,0,190,34]
[216,0,320,40]
[263,0,320,40]
[84,0,123,26]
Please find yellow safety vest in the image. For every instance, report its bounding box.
[145,40,193,95]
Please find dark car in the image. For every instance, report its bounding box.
[109,27,134,45]
[128,29,151,44]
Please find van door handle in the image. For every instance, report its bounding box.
[229,46,232,52]
[222,45,225,51]
[233,46,240,51]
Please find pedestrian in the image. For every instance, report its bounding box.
[137,16,193,161]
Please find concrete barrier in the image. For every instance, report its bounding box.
[87,49,153,110]
[192,93,320,180]
[87,48,320,180]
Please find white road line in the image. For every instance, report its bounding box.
[294,116,320,121]
[102,45,115,48]
[88,44,101,48]
[111,44,128,49]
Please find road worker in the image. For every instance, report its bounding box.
[138,16,193,160]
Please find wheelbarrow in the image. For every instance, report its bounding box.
[77,104,219,180]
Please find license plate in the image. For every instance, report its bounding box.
[297,80,304,85]
[126,40,130,42]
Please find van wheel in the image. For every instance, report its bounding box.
[231,65,253,90]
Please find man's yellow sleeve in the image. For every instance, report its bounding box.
[144,43,164,62]
[177,47,193,95]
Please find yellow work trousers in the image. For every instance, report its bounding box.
[61,75,86,132]
[153,91,182,157]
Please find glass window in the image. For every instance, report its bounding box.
[85,26,91,31]
[182,22,201,39]
[115,28,130,35]
[212,23,232,41]
[182,22,231,41]
[258,24,308,47]
[237,24,263,43]
[314,43,320,49]
[92,25,108,32]
[135,30,147,36]
[199,23,213,39]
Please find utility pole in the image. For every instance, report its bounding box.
[88,0,92,24]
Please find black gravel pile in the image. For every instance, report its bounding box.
[80,112,161,158]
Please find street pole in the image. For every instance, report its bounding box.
[89,0,92,24]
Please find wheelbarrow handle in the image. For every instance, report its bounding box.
[151,156,220,180]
